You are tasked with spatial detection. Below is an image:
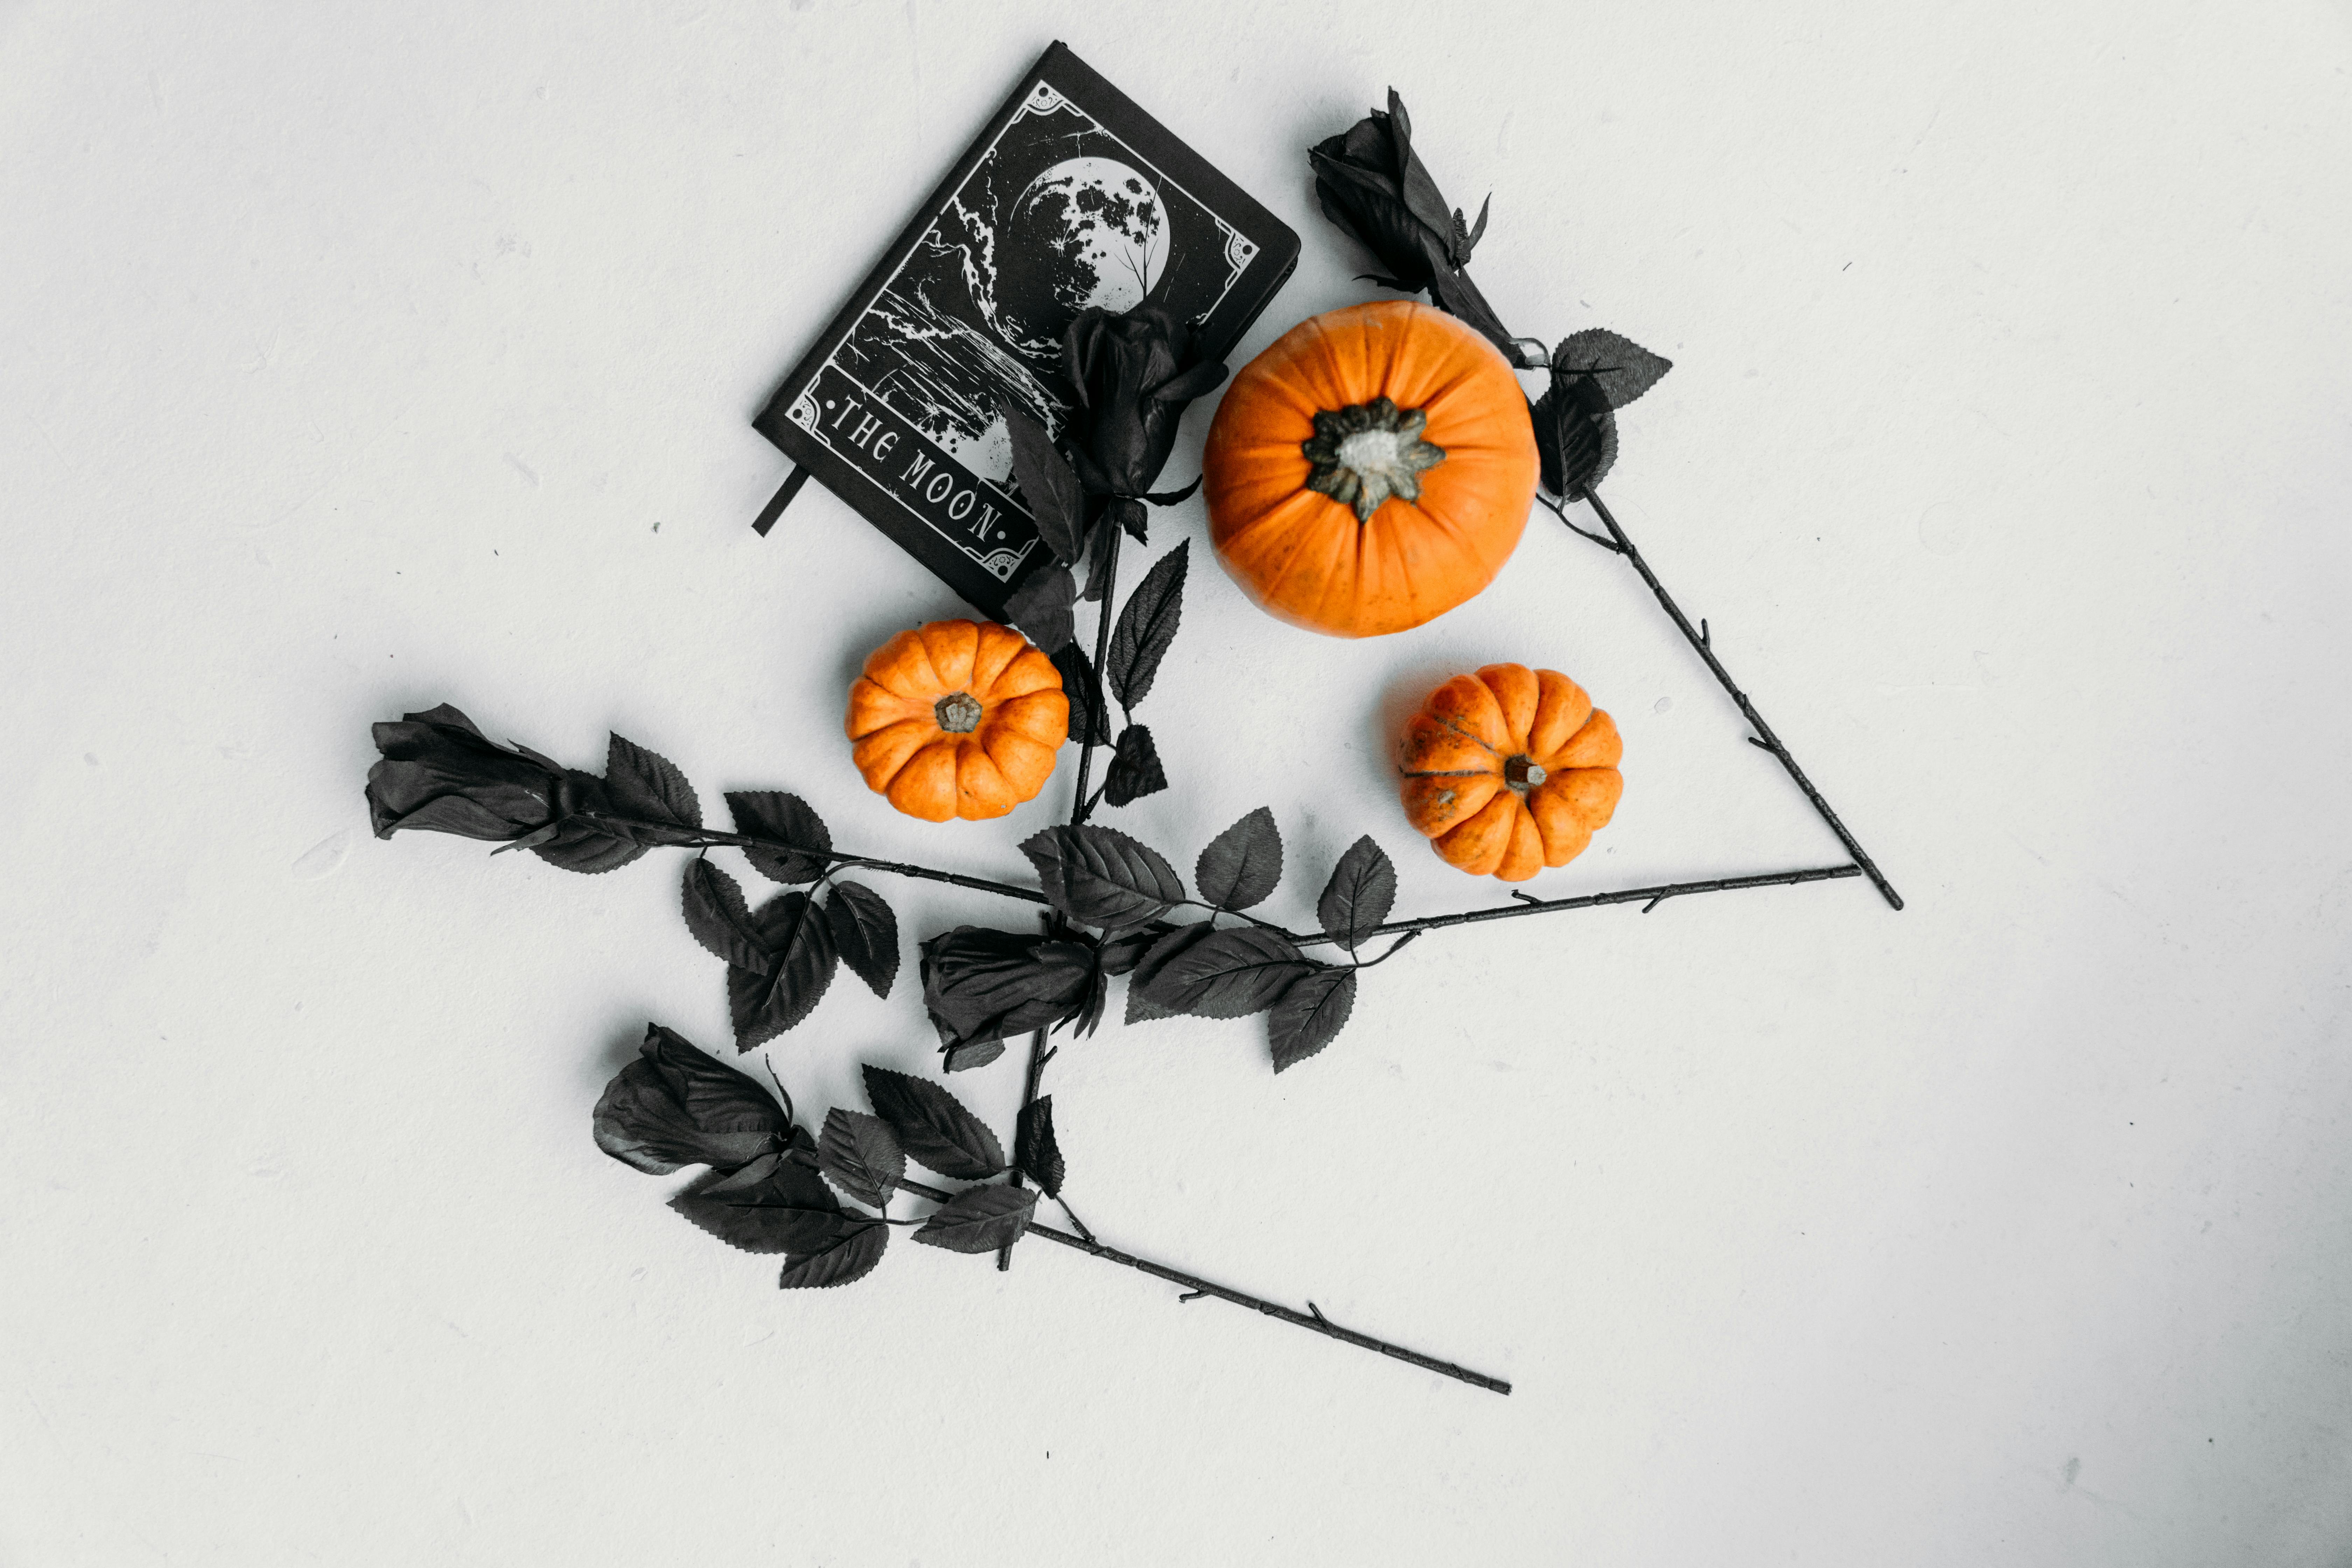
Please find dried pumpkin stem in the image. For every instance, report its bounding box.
[1302,396,1447,523]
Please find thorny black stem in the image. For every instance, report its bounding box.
[871,1162,1508,1395]
[1287,864,1864,949]
[1007,526,1127,1269]
[1535,490,1621,553]
[1352,929,1422,966]
[1569,490,1903,910]
[583,816,1050,909]
[1064,524,1123,830]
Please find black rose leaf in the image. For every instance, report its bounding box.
[726,890,838,1050]
[1269,967,1359,1073]
[1102,724,1167,808]
[861,1065,1005,1180]
[1551,329,1673,410]
[669,1147,846,1255]
[943,1040,1007,1073]
[1135,925,1311,1020]
[724,790,832,885]
[603,733,702,842]
[818,1107,905,1210]
[1014,1096,1066,1197]
[682,858,771,973]
[1317,835,1397,953]
[912,1185,1038,1255]
[1532,374,1618,502]
[1124,920,1215,1024]
[1105,538,1188,711]
[1050,644,1112,746]
[918,926,1097,1053]
[1003,404,1088,565]
[1004,564,1077,653]
[1195,806,1284,913]
[825,880,899,999]
[1021,824,1184,933]
[1062,305,1228,499]
[778,1220,888,1290]
[592,1022,790,1174]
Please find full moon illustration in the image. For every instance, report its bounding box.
[995,157,1170,350]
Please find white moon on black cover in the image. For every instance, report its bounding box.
[997,157,1169,346]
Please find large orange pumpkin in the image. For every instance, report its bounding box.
[1398,664,1623,881]
[1203,301,1539,638]
[845,621,1067,822]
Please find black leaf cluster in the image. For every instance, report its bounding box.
[1133,813,1401,1071]
[1531,328,1674,502]
[597,1040,1054,1289]
[955,811,1407,1073]
[658,790,901,1052]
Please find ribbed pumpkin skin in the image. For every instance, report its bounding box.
[1204,301,1539,638]
[1397,664,1623,881]
[845,621,1067,822]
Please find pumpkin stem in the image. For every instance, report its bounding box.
[934,692,983,733]
[1503,755,1546,792]
[1301,396,1447,523]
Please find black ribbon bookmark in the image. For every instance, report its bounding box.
[751,466,812,536]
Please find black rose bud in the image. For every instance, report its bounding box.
[592,1023,791,1175]
[1060,303,1227,499]
[366,703,588,845]
[919,926,1098,1062]
[1309,90,1519,360]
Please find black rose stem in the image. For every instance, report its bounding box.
[869,1161,1511,1393]
[1558,492,1902,908]
[1003,521,1119,1270]
[1310,91,1902,911]
[586,817,1051,907]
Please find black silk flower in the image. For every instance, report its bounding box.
[1309,90,1516,357]
[592,1023,791,1174]
[1060,304,1227,500]
[919,926,1100,1064]
[365,702,586,845]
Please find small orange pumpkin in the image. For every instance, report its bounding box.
[845,620,1068,822]
[1203,300,1539,638]
[1398,664,1623,881]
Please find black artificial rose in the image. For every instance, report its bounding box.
[918,926,1098,1054]
[366,702,593,845]
[592,1023,792,1174]
[1061,304,1227,498]
[1309,91,1515,358]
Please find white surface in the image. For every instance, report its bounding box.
[4,2,2350,1563]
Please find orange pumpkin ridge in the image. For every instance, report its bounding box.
[1397,663,1624,881]
[845,620,1068,823]
[1204,301,1540,639]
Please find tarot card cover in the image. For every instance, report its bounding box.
[753,42,1300,617]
